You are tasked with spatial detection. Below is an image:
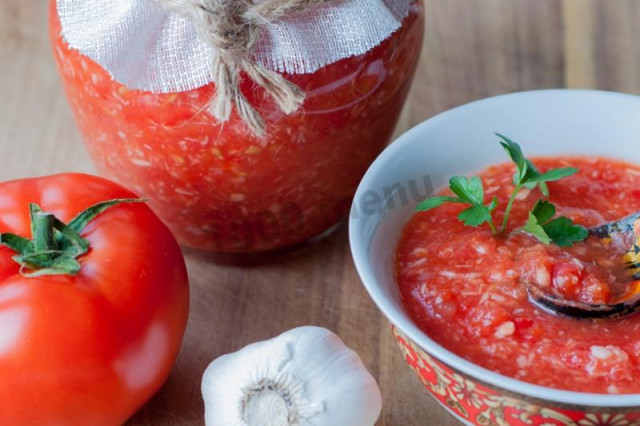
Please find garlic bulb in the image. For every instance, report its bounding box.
[202,326,382,426]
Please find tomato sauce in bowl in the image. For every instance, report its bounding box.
[396,157,640,394]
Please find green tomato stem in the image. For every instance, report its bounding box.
[500,183,522,236]
[0,198,144,277]
[33,212,56,253]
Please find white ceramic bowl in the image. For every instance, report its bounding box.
[349,90,640,425]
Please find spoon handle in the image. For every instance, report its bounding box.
[589,212,640,237]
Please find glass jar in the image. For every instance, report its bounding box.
[50,1,424,260]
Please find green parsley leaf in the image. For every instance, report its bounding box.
[530,200,556,224]
[518,161,577,197]
[527,167,579,184]
[458,205,493,227]
[521,200,588,247]
[415,176,498,234]
[498,133,578,197]
[538,182,550,197]
[487,196,499,212]
[449,176,484,206]
[519,160,549,195]
[521,159,541,185]
[415,196,463,212]
[496,133,528,183]
[542,217,589,247]
[522,211,552,245]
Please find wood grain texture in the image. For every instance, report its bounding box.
[1,1,639,425]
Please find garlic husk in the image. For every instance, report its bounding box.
[202,326,382,426]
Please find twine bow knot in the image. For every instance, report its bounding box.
[154,0,336,137]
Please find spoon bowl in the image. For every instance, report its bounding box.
[524,212,640,320]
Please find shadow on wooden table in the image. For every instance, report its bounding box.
[125,226,443,425]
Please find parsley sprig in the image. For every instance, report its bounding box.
[416,176,499,234]
[519,200,588,247]
[415,134,589,247]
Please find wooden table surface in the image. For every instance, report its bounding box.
[2,1,640,425]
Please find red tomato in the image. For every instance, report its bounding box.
[0,173,189,425]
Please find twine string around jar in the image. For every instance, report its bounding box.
[153,0,337,137]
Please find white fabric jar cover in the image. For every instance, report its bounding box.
[57,0,414,94]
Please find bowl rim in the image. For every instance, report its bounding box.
[349,88,640,407]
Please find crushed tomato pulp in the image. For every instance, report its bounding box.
[396,157,640,393]
[50,1,424,255]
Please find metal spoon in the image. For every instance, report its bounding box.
[524,212,640,320]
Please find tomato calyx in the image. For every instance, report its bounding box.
[0,198,144,277]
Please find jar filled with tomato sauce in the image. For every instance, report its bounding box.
[50,0,424,260]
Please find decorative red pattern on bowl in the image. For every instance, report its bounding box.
[393,327,640,426]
